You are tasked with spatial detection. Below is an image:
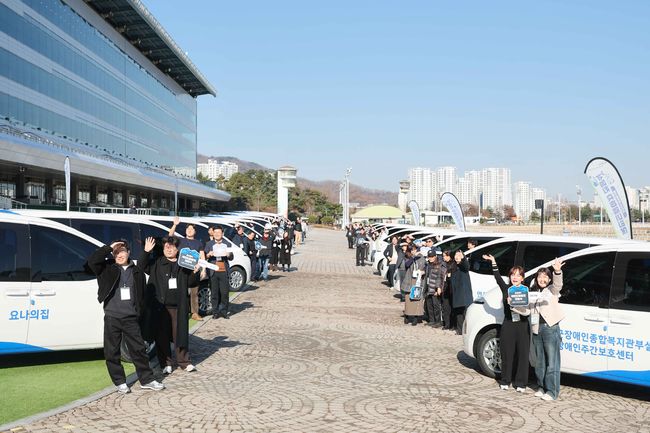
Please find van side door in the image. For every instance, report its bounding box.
[0,222,31,354]
[27,225,102,350]
[606,252,650,386]
[557,252,615,375]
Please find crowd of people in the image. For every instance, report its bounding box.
[89,215,306,394]
[346,224,565,402]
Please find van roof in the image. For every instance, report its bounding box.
[14,210,179,235]
[469,232,641,252]
[1,213,104,246]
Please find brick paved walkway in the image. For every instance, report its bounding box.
[7,229,650,432]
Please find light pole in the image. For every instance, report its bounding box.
[641,192,648,226]
[339,182,345,229]
[343,168,352,227]
[576,185,582,225]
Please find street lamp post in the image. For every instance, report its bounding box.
[576,185,582,225]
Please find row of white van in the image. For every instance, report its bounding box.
[370,222,650,388]
[0,209,280,355]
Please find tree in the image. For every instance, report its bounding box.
[503,205,516,221]
[222,170,277,211]
[529,210,540,222]
[580,204,593,223]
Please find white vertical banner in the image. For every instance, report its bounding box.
[440,192,466,232]
[64,156,70,212]
[584,157,633,240]
[407,200,421,226]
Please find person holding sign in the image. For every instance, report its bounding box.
[530,259,565,401]
[204,227,235,319]
[483,254,530,393]
[168,216,205,321]
[87,240,165,393]
[139,237,199,374]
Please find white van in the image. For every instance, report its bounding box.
[463,242,650,388]
[461,234,631,301]
[0,211,104,355]
[143,215,252,314]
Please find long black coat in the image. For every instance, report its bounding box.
[450,257,473,308]
[279,238,292,265]
[137,251,191,349]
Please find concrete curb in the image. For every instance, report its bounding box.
[0,284,254,432]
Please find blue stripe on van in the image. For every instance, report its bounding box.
[0,342,51,354]
[583,370,650,387]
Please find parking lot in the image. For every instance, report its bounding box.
[6,228,649,433]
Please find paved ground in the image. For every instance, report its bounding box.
[6,229,650,433]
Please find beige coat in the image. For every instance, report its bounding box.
[530,271,564,334]
[404,280,425,316]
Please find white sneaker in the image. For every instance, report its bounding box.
[162,365,173,375]
[534,389,544,398]
[499,384,509,390]
[515,387,526,393]
[140,380,165,391]
[116,383,130,394]
[185,364,197,372]
[541,393,555,401]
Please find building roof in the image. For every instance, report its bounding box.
[352,205,403,219]
[84,0,217,97]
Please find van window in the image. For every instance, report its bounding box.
[30,226,96,281]
[139,223,169,259]
[473,242,517,275]
[559,252,615,307]
[71,220,139,256]
[0,223,30,282]
[437,238,470,253]
[610,254,650,312]
[520,243,587,272]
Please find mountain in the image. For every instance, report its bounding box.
[198,154,398,206]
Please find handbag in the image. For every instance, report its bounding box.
[409,275,422,301]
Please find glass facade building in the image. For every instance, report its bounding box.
[1,0,200,176]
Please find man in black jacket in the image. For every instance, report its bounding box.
[205,227,235,319]
[87,240,164,394]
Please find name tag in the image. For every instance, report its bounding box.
[168,278,177,289]
[511,312,520,322]
[531,312,539,326]
[120,286,131,301]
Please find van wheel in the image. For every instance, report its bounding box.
[377,259,385,273]
[120,340,156,363]
[229,266,246,291]
[198,283,213,316]
[476,329,501,378]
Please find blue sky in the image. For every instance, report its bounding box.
[146,1,650,200]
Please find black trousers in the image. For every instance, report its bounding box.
[453,306,466,334]
[356,246,365,265]
[347,237,354,248]
[499,319,531,388]
[155,306,191,369]
[249,256,258,281]
[210,271,230,314]
[103,315,154,386]
[386,264,396,287]
[424,295,442,323]
[442,296,452,328]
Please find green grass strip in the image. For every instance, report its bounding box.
[0,358,135,425]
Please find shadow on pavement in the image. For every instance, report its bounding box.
[189,335,250,365]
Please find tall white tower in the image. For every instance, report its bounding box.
[277,166,297,218]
